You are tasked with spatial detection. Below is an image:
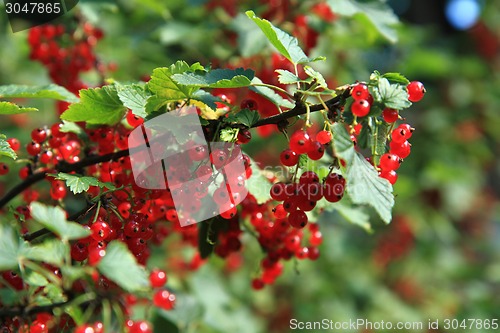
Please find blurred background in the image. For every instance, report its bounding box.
[0,0,499,332]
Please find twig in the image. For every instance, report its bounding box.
[0,90,350,210]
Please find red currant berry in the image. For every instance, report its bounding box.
[270,182,287,201]
[380,170,398,185]
[273,204,288,219]
[126,110,144,127]
[75,325,95,333]
[351,99,371,117]
[19,166,30,179]
[407,81,425,102]
[288,210,308,228]
[50,185,67,200]
[26,141,42,156]
[389,140,411,159]
[7,138,20,151]
[289,130,312,154]
[240,98,258,110]
[0,163,9,175]
[307,141,325,160]
[149,269,167,288]
[351,83,370,100]
[379,153,401,171]
[280,149,299,166]
[316,130,332,144]
[153,290,176,310]
[39,150,54,164]
[90,221,111,241]
[251,278,265,290]
[382,108,399,123]
[299,171,319,185]
[31,128,47,143]
[88,248,106,266]
[210,149,228,169]
[236,129,252,144]
[220,203,237,219]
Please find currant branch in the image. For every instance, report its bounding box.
[0,90,350,210]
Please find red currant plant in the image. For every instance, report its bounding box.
[0,9,424,333]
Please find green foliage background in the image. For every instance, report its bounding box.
[0,0,499,332]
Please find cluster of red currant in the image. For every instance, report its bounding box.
[347,81,425,185]
[238,195,323,290]
[27,22,107,95]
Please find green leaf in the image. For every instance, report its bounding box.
[116,83,149,118]
[333,198,373,232]
[226,109,260,127]
[59,121,88,141]
[60,86,127,125]
[24,270,48,287]
[304,66,327,88]
[0,288,20,306]
[231,13,268,57]
[246,11,324,65]
[373,78,412,110]
[381,72,410,85]
[0,134,17,160]
[246,159,272,204]
[331,123,393,223]
[147,61,204,102]
[25,240,69,266]
[276,69,302,85]
[0,101,38,115]
[54,173,101,194]
[29,202,92,241]
[192,90,220,110]
[219,128,238,142]
[171,68,254,88]
[250,77,295,109]
[0,223,28,271]
[0,84,79,102]
[327,0,400,43]
[97,241,149,292]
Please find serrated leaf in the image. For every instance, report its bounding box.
[231,13,268,57]
[0,84,79,102]
[246,159,272,204]
[55,173,99,194]
[97,241,149,292]
[172,68,254,88]
[374,78,412,110]
[0,134,17,160]
[0,101,38,115]
[25,240,69,266]
[276,69,301,85]
[381,72,410,85]
[116,83,149,118]
[0,223,28,271]
[147,61,204,102]
[246,11,324,65]
[304,66,327,88]
[328,0,399,43]
[60,86,127,125]
[331,123,393,223]
[226,109,260,127]
[250,77,295,109]
[29,202,92,241]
